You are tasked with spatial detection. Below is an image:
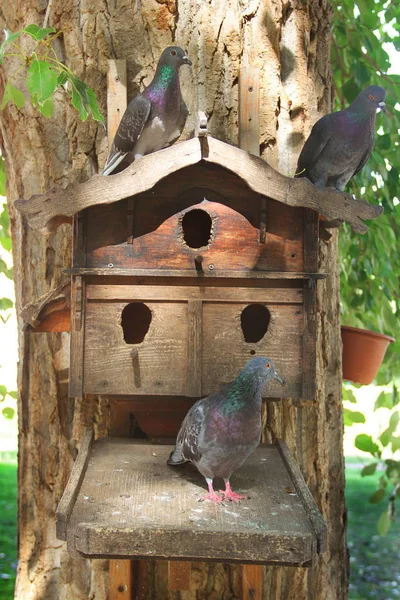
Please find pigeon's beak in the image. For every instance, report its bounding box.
[378,101,386,113]
[182,55,192,66]
[273,372,285,386]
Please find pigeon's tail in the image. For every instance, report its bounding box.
[167,446,188,466]
[102,148,127,176]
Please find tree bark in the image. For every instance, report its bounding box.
[0,0,347,598]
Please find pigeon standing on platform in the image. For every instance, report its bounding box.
[167,357,285,503]
[103,47,191,176]
[296,85,386,191]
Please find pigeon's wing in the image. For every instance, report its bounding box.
[296,114,332,176]
[167,400,206,465]
[352,144,374,177]
[103,95,151,176]
[167,101,189,146]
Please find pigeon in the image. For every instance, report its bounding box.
[103,46,191,176]
[296,85,386,192]
[167,357,285,503]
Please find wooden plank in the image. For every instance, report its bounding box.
[302,279,317,400]
[168,562,191,591]
[239,67,260,156]
[64,440,322,565]
[83,299,304,398]
[86,285,304,304]
[276,439,327,554]
[15,136,382,235]
[56,428,93,540]
[69,275,86,398]
[65,268,328,280]
[186,300,202,397]
[241,564,263,600]
[107,60,127,152]
[109,560,132,600]
[85,196,304,273]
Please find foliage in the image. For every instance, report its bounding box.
[333,1,400,534]
[0,462,17,599]
[0,25,104,123]
[346,465,400,597]
[332,1,400,385]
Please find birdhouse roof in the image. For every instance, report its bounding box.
[14,133,381,234]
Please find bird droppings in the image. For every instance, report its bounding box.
[83,495,89,500]
[223,509,240,518]
[152,495,173,502]
[152,452,157,457]
[191,508,203,513]
[115,468,123,472]
[119,493,131,499]
[112,511,121,516]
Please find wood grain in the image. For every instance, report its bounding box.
[56,428,93,540]
[60,438,324,565]
[239,68,260,156]
[107,60,127,152]
[69,275,86,398]
[14,136,382,235]
[241,564,263,600]
[186,300,203,397]
[109,560,132,600]
[65,268,327,280]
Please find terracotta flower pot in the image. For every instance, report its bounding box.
[341,325,395,385]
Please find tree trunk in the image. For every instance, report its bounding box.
[0,0,347,598]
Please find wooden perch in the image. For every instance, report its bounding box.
[14,136,382,235]
[20,280,71,332]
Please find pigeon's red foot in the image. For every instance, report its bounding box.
[221,481,247,502]
[199,490,224,504]
[200,479,224,503]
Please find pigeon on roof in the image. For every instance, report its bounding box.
[103,46,191,176]
[167,357,285,503]
[296,85,386,192]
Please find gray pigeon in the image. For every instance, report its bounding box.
[296,85,386,192]
[103,47,191,175]
[167,357,284,503]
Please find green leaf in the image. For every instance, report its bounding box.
[57,72,68,87]
[355,434,380,455]
[386,461,400,485]
[0,30,22,65]
[37,97,54,118]
[7,391,17,400]
[0,385,7,399]
[343,387,357,403]
[368,488,385,504]
[392,436,400,453]
[24,24,56,41]
[2,407,15,419]
[70,77,89,121]
[375,390,393,410]
[1,82,25,110]
[361,462,378,477]
[0,298,13,311]
[377,510,391,536]
[87,87,104,124]
[26,60,58,103]
[344,408,366,426]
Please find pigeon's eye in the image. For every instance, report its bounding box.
[369,95,375,100]
[265,362,270,368]
[171,49,177,56]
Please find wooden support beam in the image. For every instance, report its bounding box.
[168,561,191,591]
[109,560,133,600]
[186,300,203,397]
[107,60,127,151]
[241,564,263,600]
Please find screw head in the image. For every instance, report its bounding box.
[208,264,215,271]
[108,263,114,268]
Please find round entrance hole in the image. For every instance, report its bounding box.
[121,302,152,344]
[240,304,271,343]
[181,209,212,249]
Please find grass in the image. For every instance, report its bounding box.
[346,465,400,600]
[0,461,17,600]
[0,460,399,599]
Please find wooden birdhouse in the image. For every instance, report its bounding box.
[15,66,382,584]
